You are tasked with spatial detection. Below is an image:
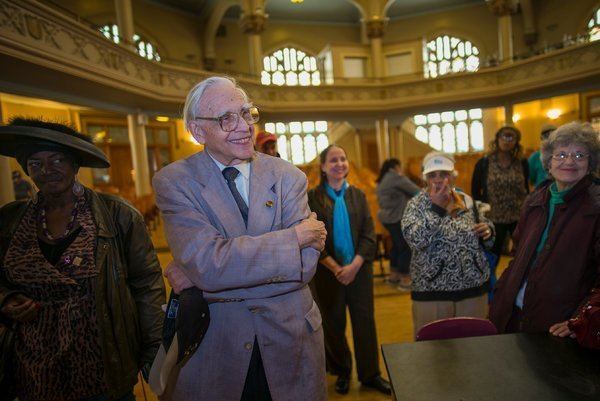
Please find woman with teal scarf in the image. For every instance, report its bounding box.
[490,122,600,338]
[308,145,391,397]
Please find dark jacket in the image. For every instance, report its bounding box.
[471,155,529,203]
[308,184,376,265]
[0,188,165,398]
[490,176,600,333]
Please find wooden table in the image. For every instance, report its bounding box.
[382,333,600,401]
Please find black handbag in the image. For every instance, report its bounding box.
[0,322,16,401]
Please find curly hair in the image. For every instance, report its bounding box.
[488,125,523,160]
[540,121,600,175]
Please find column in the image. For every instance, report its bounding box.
[353,133,363,169]
[0,100,14,206]
[375,118,390,164]
[504,103,514,126]
[520,0,537,46]
[127,114,152,197]
[0,157,15,207]
[487,0,516,64]
[239,10,268,76]
[365,17,387,78]
[115,0,135,50]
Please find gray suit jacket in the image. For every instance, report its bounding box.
[153,151,326,401]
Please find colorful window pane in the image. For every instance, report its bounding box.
[424,35,479,78]
[264,121,329,165]
[262,47,320,86]
[100,24,160,61]
[413,108,483,153]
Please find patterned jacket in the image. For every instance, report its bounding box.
[402,190,492,301]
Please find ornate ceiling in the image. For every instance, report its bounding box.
[151,0,483,24]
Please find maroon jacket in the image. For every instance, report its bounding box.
[490,175,600,333]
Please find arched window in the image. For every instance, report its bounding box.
[423,35,479,78]
[100,24,161,62]
[589,8,600,41]
[413,109,484,153]
[264,121,329,165]
[262,47,320,86]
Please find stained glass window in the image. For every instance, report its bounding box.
[423,35,479,78]
[264,121,329,164]
[413,109,484,153]
[589,8,600,42]
[101,24,161,61]
[262,47,320,86]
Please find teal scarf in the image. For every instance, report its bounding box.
[324,181,355,265]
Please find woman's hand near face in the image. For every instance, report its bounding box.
[429,178,451,208]
[1,293,40,322]
[473,223,492,241]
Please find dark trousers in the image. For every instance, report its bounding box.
[383,221,411,274]
[82,391,135,401]
[491,221,518,278]
[240,337,272,401]
[311,264,380,382]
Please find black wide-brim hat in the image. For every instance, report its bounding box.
[0,125,110,168]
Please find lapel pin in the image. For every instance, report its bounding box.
[73,257,83,266]
[265,200,274,208]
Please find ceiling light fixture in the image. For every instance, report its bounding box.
[546,109,561,120]
[512,113,521,123]
[291,0,303,3]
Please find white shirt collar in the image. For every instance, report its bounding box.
[207,151,251,180]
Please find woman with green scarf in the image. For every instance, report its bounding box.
[308,145,390,397]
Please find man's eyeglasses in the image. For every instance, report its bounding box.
[194,106,259,132]
[551,152,589,162]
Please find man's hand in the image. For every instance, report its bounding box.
[295,212,327,251]
[549,320,576,338]
[164,261,194,294]
[1,293,39,322]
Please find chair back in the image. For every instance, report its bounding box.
[416,317,497,341]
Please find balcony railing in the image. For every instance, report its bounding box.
[1,0,600,120]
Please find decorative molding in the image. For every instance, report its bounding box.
[1,0,599,119]
[365,18,387,39]
[239,11,268,35]
[485,0,519,17]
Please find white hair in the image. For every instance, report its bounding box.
[182,76,250,132]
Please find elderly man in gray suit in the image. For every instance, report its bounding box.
[152,76,328,401]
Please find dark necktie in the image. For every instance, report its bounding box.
[222,167,248,226]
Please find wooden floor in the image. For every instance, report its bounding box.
[135,220,509,401]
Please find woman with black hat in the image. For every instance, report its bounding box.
[0,118,165,401]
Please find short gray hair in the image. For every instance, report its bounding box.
[182,76,249,132]
[540,121,600,174]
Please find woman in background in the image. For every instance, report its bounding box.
[490,122,600,336]
[376,158,420,289]
[403,152,493,337]
[308,145,391,396]
[472,126,529,284]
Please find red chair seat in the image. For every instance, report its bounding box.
[416,317,498,341]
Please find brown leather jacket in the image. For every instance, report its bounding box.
[0,188,165,398]
[490,176,600,333]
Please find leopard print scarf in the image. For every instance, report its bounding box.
[3,196,107,401]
